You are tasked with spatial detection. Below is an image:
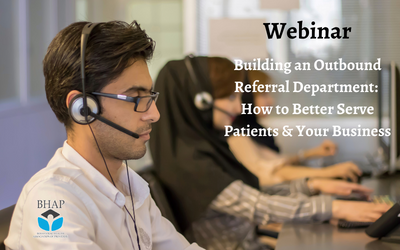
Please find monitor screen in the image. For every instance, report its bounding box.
[379,65,391,148]
[378,62,400,173]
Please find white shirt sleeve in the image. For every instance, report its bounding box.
[5,178,102,250]
[148,198,204,250]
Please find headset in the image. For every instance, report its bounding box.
[68,23,140,139]
[184,55,236,118]
[68,22,141,250]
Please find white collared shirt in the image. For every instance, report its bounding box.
[5,141,203,250]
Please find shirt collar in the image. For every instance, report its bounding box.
[61,141,150,209]
[116,162,150,209]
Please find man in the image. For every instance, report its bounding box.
[5,21,203,250]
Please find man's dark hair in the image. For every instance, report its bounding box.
[44,20,155,130]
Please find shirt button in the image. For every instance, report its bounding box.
[115,192,126,207]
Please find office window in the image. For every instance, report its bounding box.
[129,0,183,79]
[0,0,75,109]
[197,0,400,117]
[28,0,75,100]
[28,0,54,99]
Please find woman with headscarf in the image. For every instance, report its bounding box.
[229,70,362,184]
[150,56,389,250]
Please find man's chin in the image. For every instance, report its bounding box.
[128,145,147,160]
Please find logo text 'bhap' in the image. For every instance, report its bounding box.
[38,200,65,209]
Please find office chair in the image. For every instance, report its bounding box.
[0,204,15,250]
[139,168,181,232]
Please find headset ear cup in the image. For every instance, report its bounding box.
[69,94,100,124]
[194,91,213,110]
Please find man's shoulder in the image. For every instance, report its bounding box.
[5,161,95,250]
[22,148,86,199]
[11,153,94,231]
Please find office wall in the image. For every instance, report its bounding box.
[0,105,66,210]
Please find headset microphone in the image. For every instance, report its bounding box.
[213,106,236,119]
[89,112,140,139]
[68,94,140,139]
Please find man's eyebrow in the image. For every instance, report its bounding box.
[122,86,151,94]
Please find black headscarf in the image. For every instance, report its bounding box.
[150,57,259,232]
[232,72,280,153]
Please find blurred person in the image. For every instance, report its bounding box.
[229,70,361,185]
[150,56,390,250]
[5,21,203,250]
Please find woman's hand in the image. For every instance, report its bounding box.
[323,161,362,182]
[306,140,337,158]
[308,178,372,197]
[331,200,391,222]
[254,158,288,186]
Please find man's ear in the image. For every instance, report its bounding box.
[66,90,82,109]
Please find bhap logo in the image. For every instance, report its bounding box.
[37,209,63,231]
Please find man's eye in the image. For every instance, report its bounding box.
[135,93,151,98]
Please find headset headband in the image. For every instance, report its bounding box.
[81,22,102,122]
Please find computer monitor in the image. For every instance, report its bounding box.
[378,61,400,174]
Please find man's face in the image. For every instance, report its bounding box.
[92,59,160,160]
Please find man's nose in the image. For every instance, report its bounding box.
[143,101,160,123]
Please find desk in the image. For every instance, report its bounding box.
[276,174,400,250]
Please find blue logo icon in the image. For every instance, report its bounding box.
[38,209,63,231]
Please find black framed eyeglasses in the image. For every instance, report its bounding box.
[92,91,159,113]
